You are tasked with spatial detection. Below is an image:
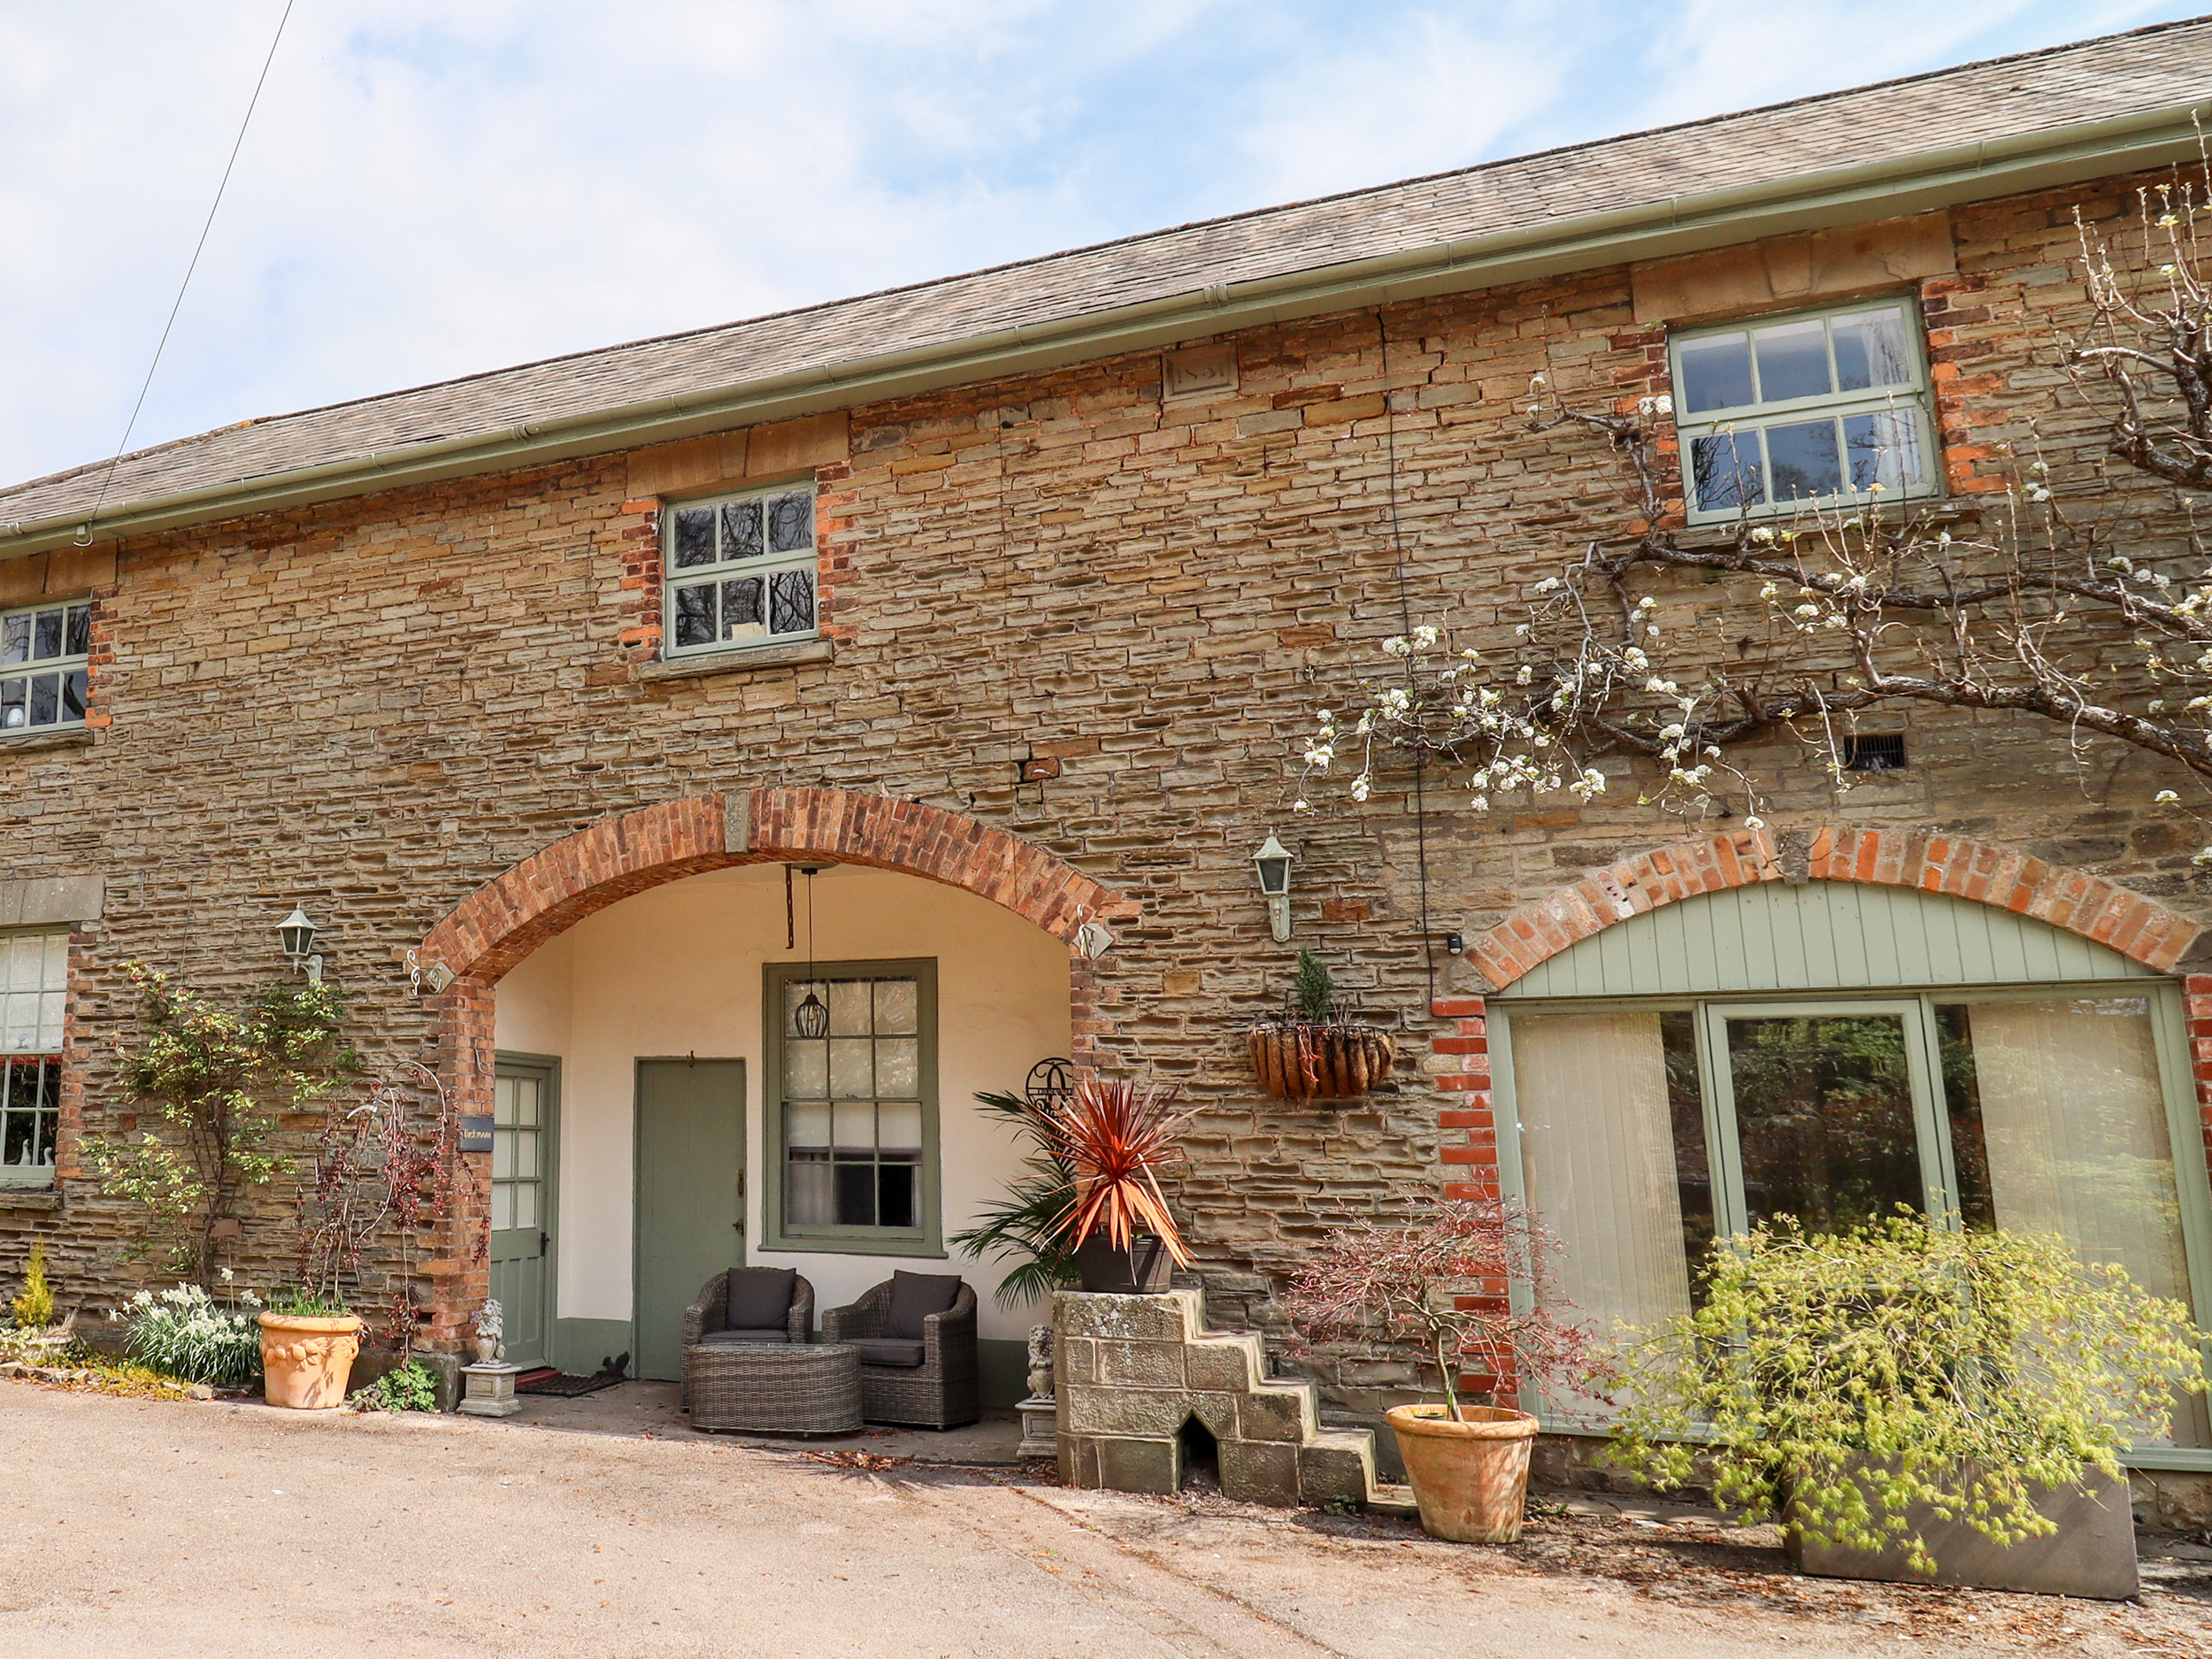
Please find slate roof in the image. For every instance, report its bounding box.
[4,16,2210,534]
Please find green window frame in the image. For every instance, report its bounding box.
[2,597,91,734]
[1668,296,1940,523]
[662,480,818,659]
[759,956,941,1257]
[0,930,69,1190]
[1493,980,2212,1471]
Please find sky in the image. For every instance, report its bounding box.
[0,0,2193,492]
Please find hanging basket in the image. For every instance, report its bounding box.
[1246,1023,1396,1101]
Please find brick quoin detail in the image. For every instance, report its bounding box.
[1431,825,2212,1213]
[416,787,1135,1345]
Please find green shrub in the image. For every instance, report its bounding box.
[1605,1213,2208,1573]
[1293,950,1334,1022]
[11,1243,54,1329]
[355,1360,439,1413]
[265,1286,350,1317]
[122,1281,264,1388]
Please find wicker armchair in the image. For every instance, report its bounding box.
[821,1277,979,1429]
[681,1270,813,1412]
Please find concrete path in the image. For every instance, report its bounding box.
[0,1381,2198,1657]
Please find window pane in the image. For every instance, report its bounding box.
[783,1039,828,1098]
[878,1163,917,1230]
[490,1183,513,1232]
[719,577,764,642]
[827,979,872,1035]
[1511,1010,1701,1413]
[27,676,57,726]
[31,611,62,660]
[512,1182,537,1230]
[1724,1014,1923,1233]
[60,672,86,722]
[1,679,22,727]
[833,1101,874,1153]
[35,993,62,1050]
[513,1079,539,1127]
[768,569,815,635]
[1691,432,1763,511]
[786,1101,832,1149]
[1843,409,1925,492]
[64,605,89,657]
[1944,996,2209,1449]
[492,1128,515,1180]
[0,614,25,664]
[1752,319,1832,403]
[514,1127,539,1179]
[875,1038,918,1097]
[1678,332,1754,413]
[829,1037,874,1099]
[1764,419,1842,502]
[874,979,918,1034]
[1832,306,1913,392]
[784,979,825,1034]
[788,1156,833,1225]
[767,491,813,553]
[672,581,715,648]
[720,499,764,559]
[672,507,716,569]
[878,1100,923,1155]
[834,1163,876,1225]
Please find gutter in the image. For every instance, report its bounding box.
[2,97,2203,559]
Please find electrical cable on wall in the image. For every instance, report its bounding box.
[81,0,296,538]
[1376,310,1439,1003]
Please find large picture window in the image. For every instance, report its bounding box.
[1669,298,1939,521]
[2,598,90,733]
[662,482,818,657]
[762,958,939,1256]
[1502,988,2212,1452]
[0,931,68,1188]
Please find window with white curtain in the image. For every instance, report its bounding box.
[1503,987,2212,1448]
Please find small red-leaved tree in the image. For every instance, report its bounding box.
[1283,1194,1592,1422]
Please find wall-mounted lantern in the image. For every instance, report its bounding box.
[1253,833,1294,944]
[279,905,324,984]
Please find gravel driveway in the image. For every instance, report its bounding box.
[1,1381,2202,1657]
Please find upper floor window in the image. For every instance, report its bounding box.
[1669,299,1938,521]
[1,931,67,1188]
[664,483,818,657]
[1,599,89,733]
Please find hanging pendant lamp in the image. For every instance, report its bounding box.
[794,865,830,1040]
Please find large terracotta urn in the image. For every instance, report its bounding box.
[1386,1403,1540,1543]
[257,1311,365,1409]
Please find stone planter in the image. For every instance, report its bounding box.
[1075,1235,1172,1294]
[1246,1024,1394,1101]
[1386,1403,1540,1543]
[257,1312,363,1409]
[1786,1463,2138,1599]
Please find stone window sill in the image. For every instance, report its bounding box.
[638,638,835,683]
[0,1188,61,1210]
[1672,499,1980,549]
[0,727,95,756]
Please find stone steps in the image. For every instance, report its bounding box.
[1053,1288,1416,1517]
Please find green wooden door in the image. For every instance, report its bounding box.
[634,1058,746,1382]
[489,1059,557,1371]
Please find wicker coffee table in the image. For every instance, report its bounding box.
[684,1341,862,1436]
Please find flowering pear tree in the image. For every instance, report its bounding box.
[1297,169,2212,851]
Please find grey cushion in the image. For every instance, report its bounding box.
[850,1338,926,1368]
[696,1327,790,1347]
[884,1271,963,1340]
[723,1266,798,1330]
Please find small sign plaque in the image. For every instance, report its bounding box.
[457,1115,495,1153]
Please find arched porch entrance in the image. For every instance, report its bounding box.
[411,787,1133,1366]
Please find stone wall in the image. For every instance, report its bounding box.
[2,162,2208,1425]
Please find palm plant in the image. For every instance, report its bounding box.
[950,1090,1083,1309]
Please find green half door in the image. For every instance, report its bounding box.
[489,1057,558,1372]
[634,1058,746,1382]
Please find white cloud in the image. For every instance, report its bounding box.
[0,0,2185,495]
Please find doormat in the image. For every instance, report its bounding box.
[514,1370,625,1398]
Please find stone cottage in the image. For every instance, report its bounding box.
[4,19,2210,1507]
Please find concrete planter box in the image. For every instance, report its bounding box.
[1786,1463,2138,1600]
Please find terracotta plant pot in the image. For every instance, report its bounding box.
[1074,1234,1173,1294]
[1386,1402,1540,1543]
[1246,1024,1395,1100]
[257,1311,365,1409]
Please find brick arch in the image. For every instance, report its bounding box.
[1467,825,2200,990]
[414,787,1133,1355]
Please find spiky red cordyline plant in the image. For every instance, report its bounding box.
[1283,1194,1592,1423]
[1039,1077,1198,1266]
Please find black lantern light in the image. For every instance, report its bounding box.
[793,866,830,1040]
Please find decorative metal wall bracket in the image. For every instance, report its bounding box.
[405,949,456,996]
